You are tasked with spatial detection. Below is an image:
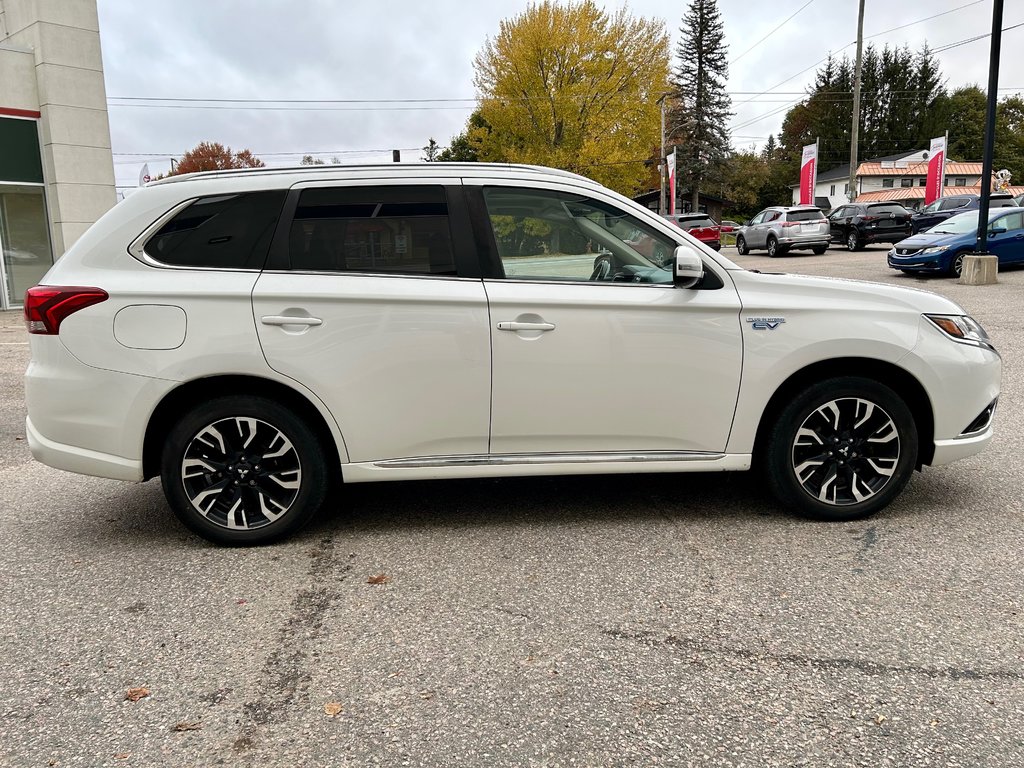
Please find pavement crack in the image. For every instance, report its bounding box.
[232,537,352,758]
[602,629,1022,682]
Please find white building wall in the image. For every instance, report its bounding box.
[0,0,115,256]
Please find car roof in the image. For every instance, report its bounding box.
[147,162,594,188]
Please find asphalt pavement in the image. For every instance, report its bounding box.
[1,246,1022,767]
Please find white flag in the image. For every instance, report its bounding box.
[138,163,152,186]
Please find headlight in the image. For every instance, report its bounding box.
[920,245,950,254]
[925,314,996,351]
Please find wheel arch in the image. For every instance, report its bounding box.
[752,358,935,469]
[143,374,344,480]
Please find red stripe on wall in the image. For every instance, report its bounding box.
[0,107,42,119]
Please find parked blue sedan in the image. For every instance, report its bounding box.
[888,207,1024,277]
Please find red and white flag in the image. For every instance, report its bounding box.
[667,152,676,216]
[925,135,946,206]
[799,143,817,205]
[138,163,152,186]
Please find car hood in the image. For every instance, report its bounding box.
[730,269,964,316]
[893,230,970,249]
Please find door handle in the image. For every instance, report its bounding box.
[497,321,555,332]
[261,315,323,327]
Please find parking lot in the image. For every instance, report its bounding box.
[1,243,1022,767]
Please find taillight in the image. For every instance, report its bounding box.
[861,215,877,222]
[781,221,800,227]
[24,286,108,335]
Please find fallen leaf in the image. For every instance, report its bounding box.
[124,687,150,702]
[875,714,887,725]
[419,690,435,700]
[113,754,130,760]
[367,573,389,585]
[15,436,24,441]
[173,721,202,731]
[324,702,343,717]
[236,599,248,605]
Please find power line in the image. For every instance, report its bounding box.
[731,0,816,64]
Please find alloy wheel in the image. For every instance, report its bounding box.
[791,397,900,506]
[180,417,302,530]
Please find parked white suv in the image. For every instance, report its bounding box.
[24,164,1000,544]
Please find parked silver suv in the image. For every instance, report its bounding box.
[736,206,830,257]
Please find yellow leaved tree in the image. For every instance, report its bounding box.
[471,1,669,196]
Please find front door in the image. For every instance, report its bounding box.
[470,183,743,456]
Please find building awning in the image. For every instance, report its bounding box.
[856,186,1024,203]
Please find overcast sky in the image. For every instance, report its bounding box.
[97,0,1024,189]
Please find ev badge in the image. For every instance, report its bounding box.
[746,316,786,331]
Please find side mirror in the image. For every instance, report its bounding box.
[744,219,752,226]
[673,245,704,289]
[989,226,1007,235]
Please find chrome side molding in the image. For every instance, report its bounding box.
[373,451,727,469]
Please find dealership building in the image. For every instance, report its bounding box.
[0,0,115,310]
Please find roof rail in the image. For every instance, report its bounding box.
[148,162,595,186]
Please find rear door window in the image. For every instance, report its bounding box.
[288,185,456,275]
[145,191,286,269]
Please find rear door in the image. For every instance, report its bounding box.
[252,181,491,463]
[988,211,1024,266]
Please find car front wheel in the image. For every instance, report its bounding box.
[736,235,749,255]
[950,251,965,278]
[161,396,329,545]
[763,377,918,522]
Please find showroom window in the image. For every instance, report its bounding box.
[0,116,53,310]
[288,185,456,274]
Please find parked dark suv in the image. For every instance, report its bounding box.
[911,193,1016,234]
[828,202,913,251]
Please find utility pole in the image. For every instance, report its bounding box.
[963,0,1003,285]
[847,0,865,203]
[392,150,401,163]
[658,94,668,215]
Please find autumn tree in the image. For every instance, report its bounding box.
[669,0,732,210]
[168,142,265,175]
[470,0,669,194]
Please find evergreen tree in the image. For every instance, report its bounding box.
[669,0,732,210]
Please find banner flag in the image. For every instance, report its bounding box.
[138,163,152,186]
[925,135,947,206]
[799,143,817,205]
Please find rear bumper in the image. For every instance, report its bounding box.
[26,416,144,481]
[863,229,911,244]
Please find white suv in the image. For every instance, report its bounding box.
[24,164,1000,544]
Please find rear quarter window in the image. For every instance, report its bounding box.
[145,191,287,269]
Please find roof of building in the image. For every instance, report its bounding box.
[855,185,1024,203]
[856,161,985,177]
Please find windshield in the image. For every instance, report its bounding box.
[927,210,1009,234]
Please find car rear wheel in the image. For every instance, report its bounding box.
[766,236,780,257]
[812,245,827,255]
[161,396,329,545]
[846,231,861,251]
[736,235,749,255]
[763,377,918,522]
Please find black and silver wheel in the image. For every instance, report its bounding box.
[767,236,780,257]
[161,396,329,545]
[764,377,918,521]
[950,251,965,278]
[736,235,749,255]
[846,231,861,251]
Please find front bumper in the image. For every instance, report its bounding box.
[887,249,947,272]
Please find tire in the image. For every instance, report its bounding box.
[736,235,749,255]
[763,377,918,522]
[812,245,827,255]
[846,231,861,252]
[161,396,329,545]
[766,236,780,257]
[950,251,965,278]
